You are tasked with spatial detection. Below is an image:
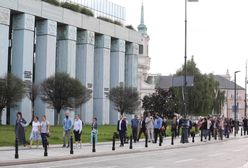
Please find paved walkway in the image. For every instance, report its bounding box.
[0,132,246,167]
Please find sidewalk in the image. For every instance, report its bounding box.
[0,133,247,167]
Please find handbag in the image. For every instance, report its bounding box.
[46,132,50,138]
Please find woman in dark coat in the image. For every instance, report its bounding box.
[15,112,27,146]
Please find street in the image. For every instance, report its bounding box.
[4,137,248,168]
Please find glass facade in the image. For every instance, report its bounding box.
[59,0,126,23]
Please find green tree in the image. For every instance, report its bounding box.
[108,86,140,115]
[0,73,26,125]
[142,88,179,117]
[173,57,225,116]
[40,72,92,125]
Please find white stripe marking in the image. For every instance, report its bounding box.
[239,162,248,168]
[208,153,224,157]
[175,159,194,164]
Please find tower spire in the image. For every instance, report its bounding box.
[138,1,147,35]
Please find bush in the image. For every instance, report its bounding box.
[97,16,113,23]
[97,16,123,26]
[126,25,135,31]
[61,2,80,12]
[42,0,94,17]
[114,20,123,27]
[80,7,94,17]
[41,0,60,6]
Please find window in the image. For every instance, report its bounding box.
[139,45,143,54]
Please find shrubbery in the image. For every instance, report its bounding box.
[97,16,123,26]
[126,25,135,30]
[42,0,94,17]
[41,0,132,28]
[41,0,60,6]
[61,2,80,12]
[80,7,94,17]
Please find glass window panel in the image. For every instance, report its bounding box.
[104,0,106,13]
[107,0,109,14]
[101,0,104,12]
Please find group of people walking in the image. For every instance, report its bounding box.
[15,111,98,149]
[15,111,248,149]
[15,112,50,148]
[198,116,248,141]
[117,112,168,147]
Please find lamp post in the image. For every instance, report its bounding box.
[245,62,247,117]
[181,0,198,144]
[180,0,188,144]
[234,70,240,136]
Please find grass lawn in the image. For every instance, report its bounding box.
[0,125,172,147]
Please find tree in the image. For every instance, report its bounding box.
[173,57,225,116]
[40,72,92,125]
[108,86,140,115]
[213,82,225,114]
[0,73,26,125]
[26,84,39,125]
[142,88,179,117]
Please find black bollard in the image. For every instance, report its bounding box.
[200,130,203,142]
[214,130,217,140]
[92,135,96,152]
[15,138,19,159]
[129,135,133,149]
[171,132,174,145]
[159,134,162,146]
[241,128,243,136]
[145,134,148,148]
[112,133,115,151]
[245,129,246,136]
[208,130,211,141]
[70,136,73,155]
[44,139,48,156]
[192,135,195,143]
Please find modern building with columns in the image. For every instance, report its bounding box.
[0,0,153,125]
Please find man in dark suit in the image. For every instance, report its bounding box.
[117,115,127,147]
[137,115,147,142]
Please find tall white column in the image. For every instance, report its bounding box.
[56,25,77,123]
[11,13,35,124]
[35,20,57,125]
[109,39,125,124]
[76,30,95,124]
[94,35,111,124]
[125,43,139,88]
[56,25,77,77]
[0,7,10,125]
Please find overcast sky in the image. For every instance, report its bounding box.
[110,0,248,88]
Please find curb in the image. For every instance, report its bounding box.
[0,135,247,167]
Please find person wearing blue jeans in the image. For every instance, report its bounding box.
[91,117,98,144]
[63,112,72,148]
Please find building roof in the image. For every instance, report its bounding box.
[156,75,245,90]
[214,75,244,90]
[156,76,173,89]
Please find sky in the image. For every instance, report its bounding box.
[109,0,248,88]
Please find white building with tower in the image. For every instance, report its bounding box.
[0,0,154,125]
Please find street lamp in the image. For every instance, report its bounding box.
[181,0,198,144]
[245,62,247,117]
[234,70,240,136]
